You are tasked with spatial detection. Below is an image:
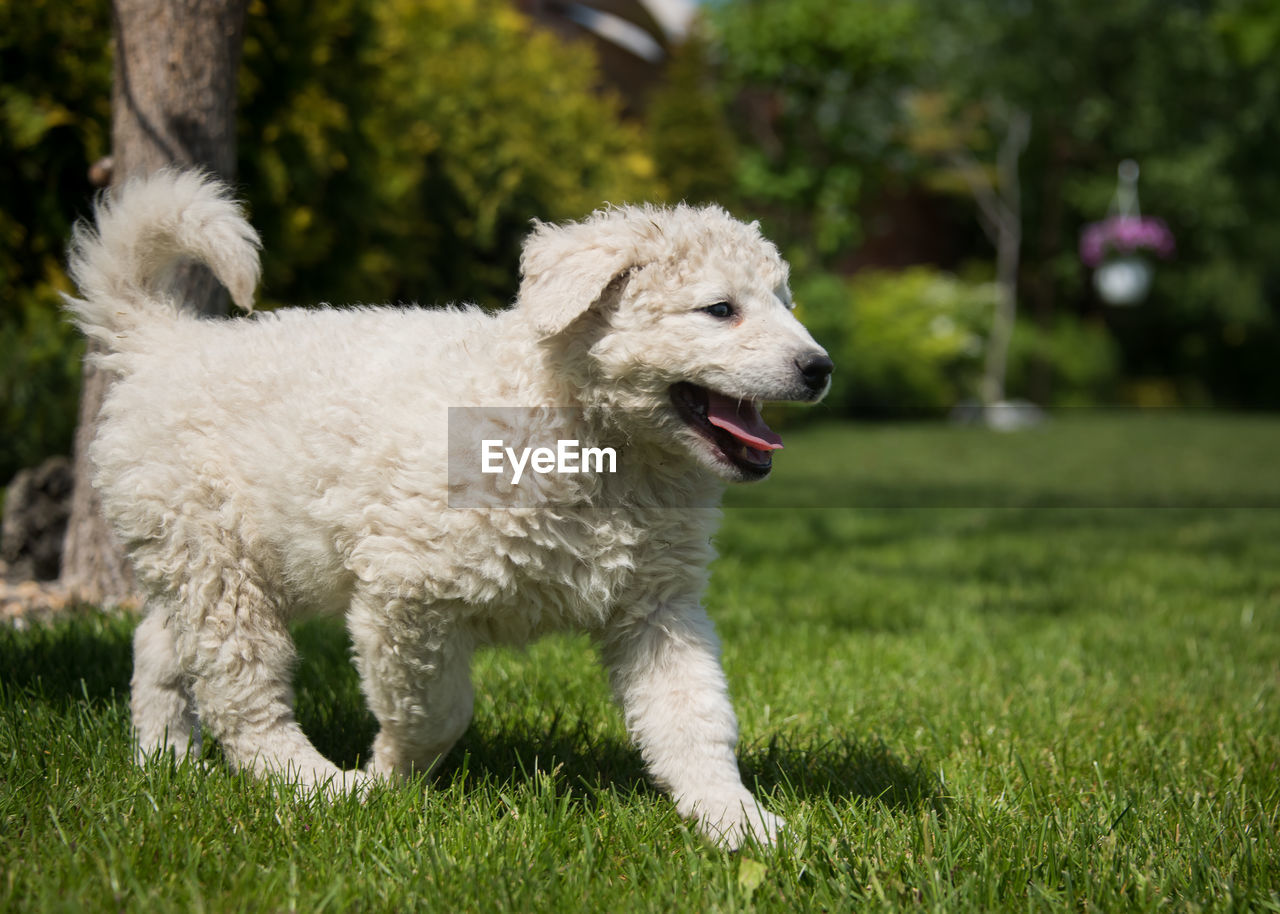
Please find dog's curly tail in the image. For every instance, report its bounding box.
[64,169,261,349]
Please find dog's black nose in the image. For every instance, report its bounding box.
[796,353,834,392]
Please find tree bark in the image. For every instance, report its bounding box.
[950,107,1030,407]
[61,0,250,606]
[979,108,1030,407]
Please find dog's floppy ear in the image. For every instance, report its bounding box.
[516,213,648,338]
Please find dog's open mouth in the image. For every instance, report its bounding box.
[670,382,783,479]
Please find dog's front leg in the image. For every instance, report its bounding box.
[600,603,782,849]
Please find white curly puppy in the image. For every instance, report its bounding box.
[65,171,832,848]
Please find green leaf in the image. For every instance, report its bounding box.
[737,856,768,898]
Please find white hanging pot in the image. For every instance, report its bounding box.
[1094,255,1153,306]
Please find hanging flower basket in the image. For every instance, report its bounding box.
[1092,255,1153,305]
[1079,215,1176,306]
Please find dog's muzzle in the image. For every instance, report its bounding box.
[795,352,834,398]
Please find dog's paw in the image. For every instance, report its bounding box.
[293,767,377,802]
[329,769,380,801]
[692,793,785,850]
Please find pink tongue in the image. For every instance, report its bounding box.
[705,392,784,451]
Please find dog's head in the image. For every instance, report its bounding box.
[515,204,832,482]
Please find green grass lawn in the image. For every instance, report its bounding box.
[3,413,1278,912]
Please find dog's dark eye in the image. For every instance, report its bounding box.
[702,302,735,320]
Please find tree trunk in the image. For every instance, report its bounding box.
[1027,129,1070,404]
[980,214,1022,405]
[978,108,1030,407]
[61,0,250,606]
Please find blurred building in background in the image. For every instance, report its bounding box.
[516,0,695,113]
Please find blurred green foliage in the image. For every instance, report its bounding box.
[0,0,109,481]
[237,0,656,308]
[795,268,994,415]
[711,0,1280,410]
[644,31,737,206]
[794,266,1121,414]
[712,0,923,266]
[1006,317,1121,408]
[5,0,1280,484]
[909,0,1280,406]
[1,0,659,482]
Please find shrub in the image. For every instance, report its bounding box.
[795,267,994,415]
[1,0,660,483]
[1007,315,1121,406]
[237,0,659,309]
[645,31,738,206]
[0,0,110,482]
[711,0,924,265]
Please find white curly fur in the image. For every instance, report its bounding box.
[65,170,830,848]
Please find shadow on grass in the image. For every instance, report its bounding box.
[742,736,945,814]
[0,610,134,704]
[415,720,943,820]
[440,717,652,796]
[3,614,942,820]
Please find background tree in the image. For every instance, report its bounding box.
[0,0,111,485]
[905,95,1031,406]
[60,0,250,604]
[236,0,654,310]
[644,29,738,206]
[8,0,1280,521]
[1,0,659,505]
[711,0,923,267]
[913,0,1280,406]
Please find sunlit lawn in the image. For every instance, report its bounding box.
[3,412,1278,911]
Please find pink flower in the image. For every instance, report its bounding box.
[1079,216,1176,267]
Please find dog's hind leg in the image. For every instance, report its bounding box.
[180,570,364,794]
[348,594,475,779]
[131,602,201,762]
